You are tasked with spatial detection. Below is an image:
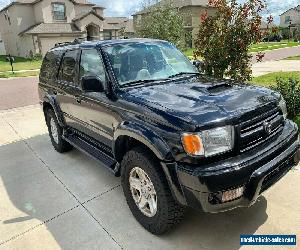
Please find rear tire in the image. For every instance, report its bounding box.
[46,109,72,153]
[121,147,185,235]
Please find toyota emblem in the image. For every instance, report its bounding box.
[263,122,272,135]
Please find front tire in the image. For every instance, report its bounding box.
[46,109,72,153]
[121,147,185,234]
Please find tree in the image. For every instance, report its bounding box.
[136,0,187,50]
[194,0,272,81]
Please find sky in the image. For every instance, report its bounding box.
[0,0,299,23]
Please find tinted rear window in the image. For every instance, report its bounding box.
[40,50,63,82]
[58,50,79,84]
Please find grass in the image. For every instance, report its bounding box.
[250,71,300,87]
[184,48,194,58]
[249,41,300,53]
[0,70,39,78]
[0,55,42,72]
[283,55,300,60]
[183,40,300,58]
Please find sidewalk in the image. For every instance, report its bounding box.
[252,60,300,77]
[0,69,40,74]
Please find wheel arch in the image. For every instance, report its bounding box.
[113,122,174,164]
[42,95,66,127]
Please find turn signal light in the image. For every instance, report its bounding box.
[181,134,204,156]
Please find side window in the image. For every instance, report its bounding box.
[58,50,79,84]
[79,49,106,83]
[40,50,62,82]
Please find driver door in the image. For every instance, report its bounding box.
[75,49,115,148]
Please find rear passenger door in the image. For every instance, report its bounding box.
[56,49,82,128]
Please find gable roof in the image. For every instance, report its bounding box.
[133,0,209,15]
[0,0,104,13]
[280,5,300,16]
[103,17,130,30]
[73,10,104,21]
[19,22,84,35]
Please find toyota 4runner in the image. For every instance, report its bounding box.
[39,39,300,234]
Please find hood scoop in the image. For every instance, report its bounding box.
[190,82,233,95]
[206,83,233,94]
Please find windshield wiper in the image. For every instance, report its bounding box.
[120,78,170,88]
[168,72,200,79]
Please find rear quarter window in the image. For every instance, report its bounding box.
[40,50,63,82]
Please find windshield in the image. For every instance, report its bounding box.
[103,41,198,86]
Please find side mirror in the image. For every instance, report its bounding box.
[193,60,204,71]
[81,76,105,92]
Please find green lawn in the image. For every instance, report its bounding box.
[184,41,300,58]
[0,55,42,72]
[250,71,300,87]
[184,48,194,58]
[249,41,300,53]
[0,70,39,78]
[284,55,300,60]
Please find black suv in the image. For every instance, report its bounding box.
[39,39,299,234]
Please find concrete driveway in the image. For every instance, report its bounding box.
[252,60,300,77]
[0,78,300,249]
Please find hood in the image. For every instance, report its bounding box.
[122,77,279,127]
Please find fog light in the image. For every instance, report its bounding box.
[221,187,244,203]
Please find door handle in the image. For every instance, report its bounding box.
[75,96,81,104]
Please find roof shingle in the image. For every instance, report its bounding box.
[19,23,84,35]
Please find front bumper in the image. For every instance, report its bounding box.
[163,120,300,213]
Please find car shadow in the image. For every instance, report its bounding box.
[0,134,268,249]
[165,197,268,250]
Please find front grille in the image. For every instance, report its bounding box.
[238,108,284,153]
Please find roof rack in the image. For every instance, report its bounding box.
[54,37,87,48]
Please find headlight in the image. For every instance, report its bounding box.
[182,126,234,157]
[279,97,287,119]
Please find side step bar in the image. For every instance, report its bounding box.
[63,132,119,175]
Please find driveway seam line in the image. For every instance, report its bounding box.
[4,118,123,249]
[81,185,121,205]
[0,205,80,246]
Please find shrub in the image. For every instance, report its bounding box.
[194,0,270,81]
[272,78,300,118]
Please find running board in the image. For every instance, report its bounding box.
[63,132,118,174]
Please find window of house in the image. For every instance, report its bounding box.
[285,16,291,24]
[5,11,11,25]
[53,3,66,21]
[58,50,79,84]
[79,49,106,83]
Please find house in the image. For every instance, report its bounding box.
[102,17,135,40]
[280,5,300,28]
[0,0,106,57]
[0,33,6,55]
[132,0,217,48]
